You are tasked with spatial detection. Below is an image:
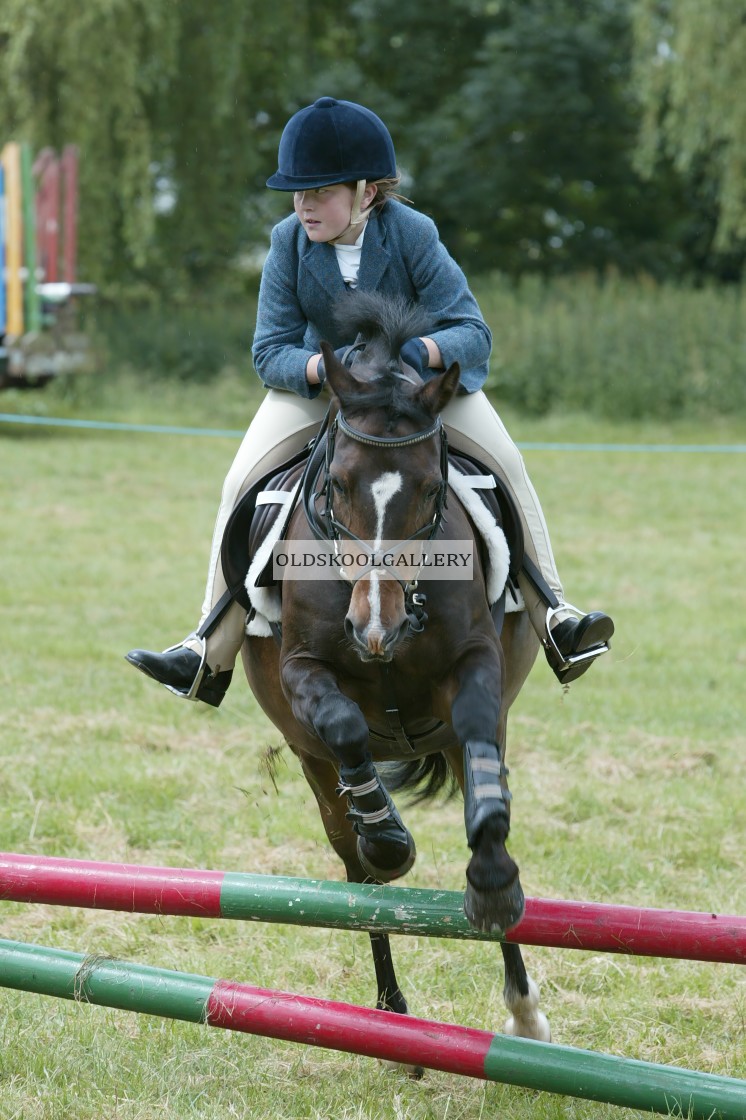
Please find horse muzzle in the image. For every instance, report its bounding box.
[343,614,411,662]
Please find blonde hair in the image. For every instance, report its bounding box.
[328,175,412,244]
[341,175,411,212]
[369,174,412,210]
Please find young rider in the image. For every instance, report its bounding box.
[127,96,613,707]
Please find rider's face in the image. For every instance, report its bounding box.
[293,184,367,244]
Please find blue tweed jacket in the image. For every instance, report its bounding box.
[251,199,492,398]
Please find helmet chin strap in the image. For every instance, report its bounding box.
[329,179,369,245]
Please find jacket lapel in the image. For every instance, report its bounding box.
[300,212,390,299]
[357,213,390,291]
[302,240,347,298]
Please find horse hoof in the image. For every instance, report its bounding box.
[504,1009,552,1042]
[357,831,416,882]
[463,877,525,934]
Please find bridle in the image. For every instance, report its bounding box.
[302,408,450,633]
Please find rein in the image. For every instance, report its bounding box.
[302,408,450,633]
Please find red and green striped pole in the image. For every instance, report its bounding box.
[0,938,743,1118]
[1,853,744,964]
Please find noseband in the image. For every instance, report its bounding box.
[302,410,450,632]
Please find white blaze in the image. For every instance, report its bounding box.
[371,471,402,549]
[368,471,402,630]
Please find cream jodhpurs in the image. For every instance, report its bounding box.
[191,389,565,673]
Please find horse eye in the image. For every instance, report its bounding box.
[331,477,346,496]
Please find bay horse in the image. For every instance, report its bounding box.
[242,292,550,1042]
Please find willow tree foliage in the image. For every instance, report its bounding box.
[632,0,746,250]
[0,0,311,296]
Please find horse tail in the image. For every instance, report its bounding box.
[380,754,458,804]
[333,291,432,359]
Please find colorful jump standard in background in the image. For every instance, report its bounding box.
[0,161,6,334]
[0,938,743,1119]
[1,142,24,335]
[0,141,79,340]
[1,852,744,964]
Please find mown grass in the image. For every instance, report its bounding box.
[0,368,744,1119]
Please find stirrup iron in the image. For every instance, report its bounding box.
[544,604,611,669]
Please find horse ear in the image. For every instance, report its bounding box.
[415,362,461,416]
[318,340,351,401]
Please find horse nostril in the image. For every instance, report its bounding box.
[387,617,410,649]
[344,617,356,643]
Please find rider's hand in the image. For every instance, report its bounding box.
[399,337,429,374]
[318,345,358,382]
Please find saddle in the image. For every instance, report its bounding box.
[221,433,527,619]
[221,447,309,613]
[448,449,524,584]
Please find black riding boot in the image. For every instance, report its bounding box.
[545,610,614,685]
[125,640,232,708]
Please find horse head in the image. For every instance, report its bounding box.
[318,295,460,661]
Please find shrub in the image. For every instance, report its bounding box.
[476,274,746,418]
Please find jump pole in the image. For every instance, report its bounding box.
[1,853,744,965]
[1,938,743,1118]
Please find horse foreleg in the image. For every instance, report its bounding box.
[445,654,524,933]
[462,759,524,933]
[283,658,415,880]
[446,746,551,1042]
[296,749,417,1059]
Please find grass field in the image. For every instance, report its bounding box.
[0,371,744,1119]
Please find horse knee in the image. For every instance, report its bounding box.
[311,694,368,763]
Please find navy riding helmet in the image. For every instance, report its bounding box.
[266,97,397,192]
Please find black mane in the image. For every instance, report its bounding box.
[333,291,432,358]
[332,292,436,427]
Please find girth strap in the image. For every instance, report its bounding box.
[381,661,416,752]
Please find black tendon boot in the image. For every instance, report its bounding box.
[337,759,416,881]
[463,740,525,932]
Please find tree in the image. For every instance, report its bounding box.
[426,0,672,276]
[632,0,746,254]
[331,0,687,278]
[0,1,321,296]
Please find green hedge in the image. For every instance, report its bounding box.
[476,274,746,418]
[91,276,745,419]
[91,302,256,384]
